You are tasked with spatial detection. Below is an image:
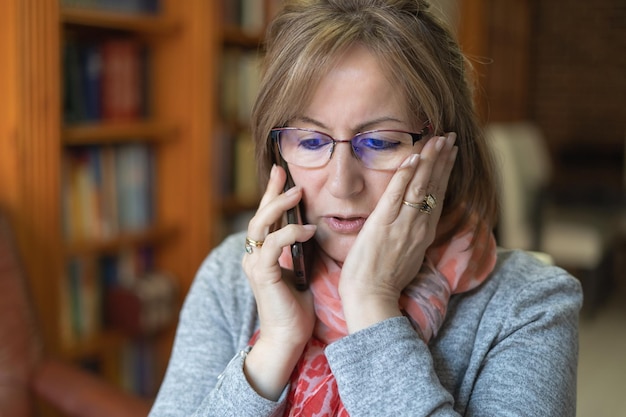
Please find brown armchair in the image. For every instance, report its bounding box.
[0,211,152,417]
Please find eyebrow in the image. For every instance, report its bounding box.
[293,115,406,133]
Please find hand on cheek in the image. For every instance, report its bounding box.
[339,133,458,333]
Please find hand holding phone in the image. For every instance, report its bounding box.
[273,146,313,291]
[285,200,309,291]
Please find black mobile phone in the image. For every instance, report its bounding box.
[273,145,313,291]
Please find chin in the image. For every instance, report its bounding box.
[316,232,354,264]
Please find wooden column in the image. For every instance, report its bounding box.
[458,0,491,121]
[154,0,216,293]
[0,0,63,352]
[458,0,531,122]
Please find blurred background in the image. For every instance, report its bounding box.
[0,0,623,415]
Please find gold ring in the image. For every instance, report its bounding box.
[402,194,437,215]
[245,236,264,254]
[402,200,422,210]
[421,194,437,214]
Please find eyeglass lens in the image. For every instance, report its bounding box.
[276,129,420,170]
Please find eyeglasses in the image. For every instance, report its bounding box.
[271,124,432,170]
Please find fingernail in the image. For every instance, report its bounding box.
[303,224,317,232]
[270,163,277,178]
[446,133,457,147]
[435,136,446,151]
[285,185,300,195]
[400,153,420,168]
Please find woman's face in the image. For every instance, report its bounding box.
[288,45,424,263]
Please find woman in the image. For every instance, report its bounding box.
[150,1,582,415]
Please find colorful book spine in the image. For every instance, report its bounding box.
[80,43,103,121]
[61,245,165,345]
[221,0,267,34]
[62,143,153,241]
[101,39,142,122]
[63,38,148,124]
[63,40,87,123]
[64,257,102,343]
[115,142,154,232]
[233,131,258,204]
[61,0,160,14]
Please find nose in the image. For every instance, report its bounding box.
[325,141,364,198]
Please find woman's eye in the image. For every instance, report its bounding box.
[355,137,400,151]
[299,137,329,150]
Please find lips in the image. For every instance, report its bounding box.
[324,216,367,233]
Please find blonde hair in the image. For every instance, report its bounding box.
[251,0,498,243]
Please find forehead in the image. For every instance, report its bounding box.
[297,45,410,129]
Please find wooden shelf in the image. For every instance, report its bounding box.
[219,194,259,214]
[2,0,215,404]
[222,25,263,49]
[61,7,180,35]
[61,329,128,359]
[216,7,273,243]
[64,223,180,257]
[62,120,179,145]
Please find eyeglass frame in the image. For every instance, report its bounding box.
[270,122,434,169]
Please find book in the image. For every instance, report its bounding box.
[221,0,240,27]
[59,262,76,347]
[101,39,142,122]
[212,125,233,199]
[219,48,241,121]
[80,43,103,121]
[62,38,149,124]
[98,0,160,14]
[63,40,87,123]
[61,245,166,347]
[65,256,102,341]
[115,142,154,232]
[119,341,158,397]
[62,143,154,241]
[240,0,265,35]
[61,0,98,8]
[221,0,267,34]
[237,51,262,126]
[61,0,160,14]
[100,146,119,237]
[219,49,262,126]
[63,147,100,240]
[105,270,176,337]
[233,131,258,204]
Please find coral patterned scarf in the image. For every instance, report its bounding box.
[250,213,496,416]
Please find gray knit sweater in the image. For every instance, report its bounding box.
[149,232,582,416]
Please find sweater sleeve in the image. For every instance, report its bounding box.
[326,317,458,416]
[149,234,286,417]
[324,256,582,417]
[464,271,581,416]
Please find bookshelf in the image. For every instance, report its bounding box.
[0,0,217,400]
[213,0,282,241]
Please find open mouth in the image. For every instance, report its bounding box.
[326,216,366,233]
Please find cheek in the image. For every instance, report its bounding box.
[289,165,323,207]
[289,165,321,190]
[365,170,394,201]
